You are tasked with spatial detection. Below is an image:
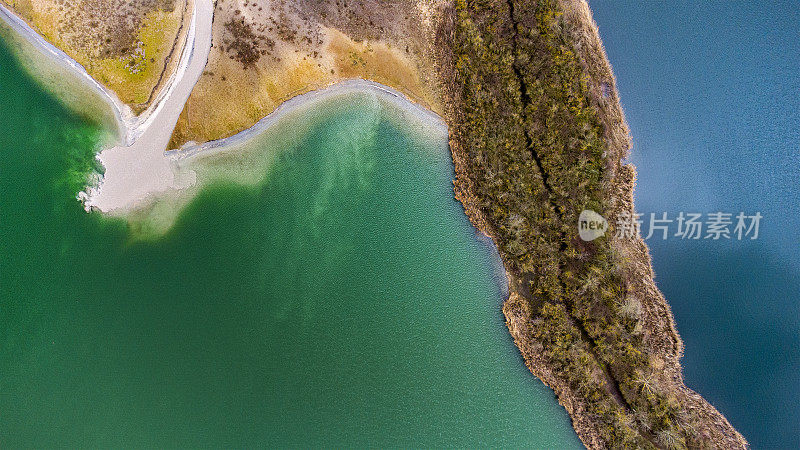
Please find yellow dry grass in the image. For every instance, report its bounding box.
[170,26,440,147]
[4,0,184,109]
[92,9,184,107]
[327,28,438,110]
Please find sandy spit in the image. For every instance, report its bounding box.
[1,2,448,216]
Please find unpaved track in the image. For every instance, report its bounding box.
[81,0,215,213]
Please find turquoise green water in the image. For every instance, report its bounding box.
[0,37,580,447]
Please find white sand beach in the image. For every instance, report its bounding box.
[79,0,213,214]
[0,0,447,217]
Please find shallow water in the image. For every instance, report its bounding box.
[0,37,581,447]
[591,1,800,447]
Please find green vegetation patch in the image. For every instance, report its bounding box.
[449,0,709,447]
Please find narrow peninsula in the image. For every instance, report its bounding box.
[0,0,748,447]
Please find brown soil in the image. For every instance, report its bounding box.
[168,0,446,147]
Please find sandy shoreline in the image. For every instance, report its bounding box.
[80,0,210,214]
[0,2,131,140]
[0,1,200,147]
[169,78,448,161]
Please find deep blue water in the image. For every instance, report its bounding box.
[591,1,800,448]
